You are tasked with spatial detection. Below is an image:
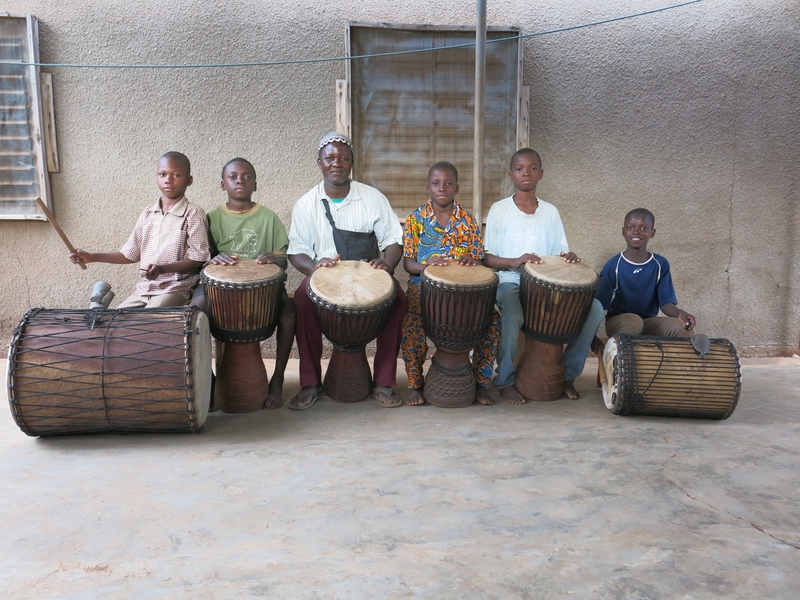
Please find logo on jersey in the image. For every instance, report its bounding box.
[633,268,643,274]
[230,229,258,255]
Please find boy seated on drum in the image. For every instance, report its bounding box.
[191,157,296,409]
[401,162,499,406]
[68,151,210,308]
[595,208,696,338]
[483,148,604,403]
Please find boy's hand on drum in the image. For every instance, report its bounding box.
[515,253,541,267]
[456,256,478,266]
[255,253,277,265]
[560,251,581,263]
[210,253,238,265]
[368,257,392,271]
[426,256,449,267]
[314,254,340,270]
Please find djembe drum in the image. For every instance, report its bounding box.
[307,260,396,402]
[517,257,599,401]
[420,263,498,407]
[602,334,741,419]
[7,307,211,436]
[200,260,285,413]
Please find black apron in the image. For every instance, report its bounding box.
[321,198,380,261]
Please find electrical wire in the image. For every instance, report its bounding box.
[0,0,702,70]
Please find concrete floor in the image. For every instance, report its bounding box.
[1,356,799,599]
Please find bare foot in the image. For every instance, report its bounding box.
[476,385,495,406]
[288,385,323,410]
[500,385,527,405]
[563,380,580,400]
[374,386,403,408]
[264,376,284,409]
[405,388,425,406]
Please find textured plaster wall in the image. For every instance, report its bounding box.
[1,0,797,356]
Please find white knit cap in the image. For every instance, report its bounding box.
[318,131,354,153]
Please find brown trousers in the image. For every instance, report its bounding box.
[605,313,691,338]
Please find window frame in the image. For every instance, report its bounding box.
[338,21,529,220]
[0,13,54,220]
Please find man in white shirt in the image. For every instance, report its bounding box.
[287,132,408,410]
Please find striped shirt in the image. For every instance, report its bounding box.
[287,180,402,261]
[120,196,210,296]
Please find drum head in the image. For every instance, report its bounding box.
[424,262,497,286]
[202,259,283,285]
[188,310,212,427]
[309,260,394,308]
[523,256,598,286]
[601,336,619,410]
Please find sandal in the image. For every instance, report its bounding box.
[288,385,323,410]
[374,386,403,408]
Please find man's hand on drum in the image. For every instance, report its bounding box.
[560,251,581,263]
[210,253,238,265]
[513,253,542,267]
[314,254,340,270]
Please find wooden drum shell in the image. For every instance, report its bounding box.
[420,266,498,351]
[307,261,397,403]
[7,307,211,436]
[200,261,285,344]
[519,266,599,344]
[602,334,741,419]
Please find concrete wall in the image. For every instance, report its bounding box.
[1,0,797,356]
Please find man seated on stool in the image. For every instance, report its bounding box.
[286,132,408,410]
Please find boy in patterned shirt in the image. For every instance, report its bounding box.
[401,162,499,406]
[69,151,209,308]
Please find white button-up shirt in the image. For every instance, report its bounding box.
[288,180,403,261]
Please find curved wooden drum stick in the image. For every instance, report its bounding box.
[35,197,87,270]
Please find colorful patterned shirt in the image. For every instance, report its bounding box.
[403,199,484,285]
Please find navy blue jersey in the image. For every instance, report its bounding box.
[596,252,679,318]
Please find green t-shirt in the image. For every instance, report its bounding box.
[207,203,289,259]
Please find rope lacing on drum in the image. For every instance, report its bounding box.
[632,338,666,405]
[182,306,198,428]
[99,310,123,430]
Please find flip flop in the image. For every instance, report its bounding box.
[374,386,403,408]
[288,385,323,410]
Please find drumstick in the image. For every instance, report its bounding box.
[35,197,87,270]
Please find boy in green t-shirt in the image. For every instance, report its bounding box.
[194,157,295,409]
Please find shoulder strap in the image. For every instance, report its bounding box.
[321,198,337,229]
[320,198,348,258]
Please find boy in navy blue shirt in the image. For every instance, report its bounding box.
[596,208,695,337]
